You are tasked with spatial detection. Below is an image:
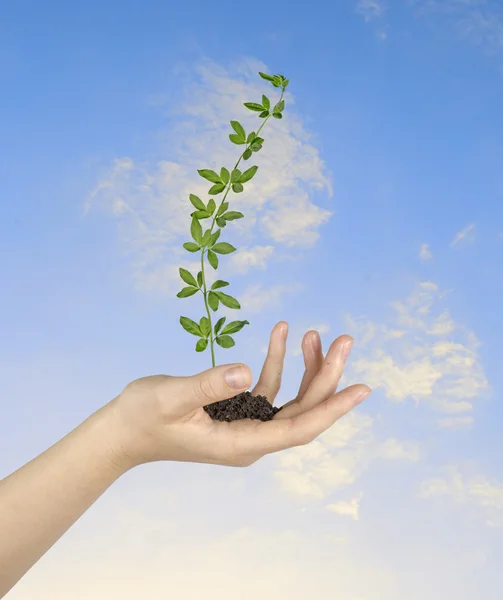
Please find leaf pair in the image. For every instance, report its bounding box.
[179,315,249,352]
[259,72,289,89]
[207,290,240,311]
[197,165,259,195]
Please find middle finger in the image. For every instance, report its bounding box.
[280,335,353,418]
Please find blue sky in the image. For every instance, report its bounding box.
[1,0,502,598]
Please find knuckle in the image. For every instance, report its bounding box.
[195,376,219,403]
[288,416,312,447]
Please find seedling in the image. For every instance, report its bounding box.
[176,71,289,421]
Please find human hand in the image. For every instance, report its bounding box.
[106,322,371,471]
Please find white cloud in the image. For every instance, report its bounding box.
[84,58,333,304]
[420,464,503,526]
[356,0,389,22]
[450,223,476,247]
[239,282,303,313]
[377,438,421,462]
[343,281,489,415]
[326,493,363,520]
[436,415,474,429]
[273,411,420,502]
[410,0,503,56]
[419,242,433,261]
[228,245,274,274]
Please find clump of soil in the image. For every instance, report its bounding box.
[203,391,283,422]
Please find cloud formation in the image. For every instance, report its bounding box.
[344,281,489,417]
[419,243,433,261]
[84,58,333,305]
[273,411,420,502]
[356,0,389,22]
[451,223,476,247]
[420,464,503,527]
[410,0,503,56]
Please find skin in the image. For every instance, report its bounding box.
[0,322,370,598]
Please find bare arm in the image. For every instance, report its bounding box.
[0,402,126,598]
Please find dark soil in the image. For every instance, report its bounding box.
[203,391,283,422]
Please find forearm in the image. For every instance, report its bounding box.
[0,401,128,598]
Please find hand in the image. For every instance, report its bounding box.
[106,322,371,471]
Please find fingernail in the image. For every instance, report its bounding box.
[342,340,353,360]
[311,332,320,350]
[224,366,250,389]
[355,389,371,405]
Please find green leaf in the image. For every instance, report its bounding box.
[209,183,226,195]
[221,320,249,335]
[238,165,258,183]
[208,291,219,311]
[274,100,285,113]
[272,112,282,119]
[247,131,256,144]
[230,170,241,183]
[223,211,244,221]
[196,338,208,352]
[282,78,289,88]
[190,216,202,244]
[206,198,216,216]
[214,316,226,335]
[198,169,221,184]
[199,316,211,337]
[183,242,200,253]
[201,229,211,247]
[209,230,220,245]
[179,267,198,287]
[214,291,240,309]
[189,194,206,211]
[251,143,262,152]
[197,271,203,288]
[216,217,226,228]
[212,242,236,255]
[243,102,264,112]
[229,133,246,145]
[232,183,244,193]
[217,201,229,216]
[216,335,235,348]
[220,167,230,184]
[258,71,275,82]
[211,279,230,290]
[193,209,210,219]
[259,110,269,118]
[176,286,199,298]
[243,148,252,160]
[180,316,202,337]
[262,95,270,109]
[230,120,246,140]
[207,250,218,269]
[272,76,282,87]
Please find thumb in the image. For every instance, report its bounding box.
[187,363,252,411]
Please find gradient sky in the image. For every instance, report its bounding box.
[1,1,502,598]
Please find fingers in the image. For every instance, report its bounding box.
[280,335,353,419]
[295,330,324,401]
[166,363,252,418]
[234,384,372,457]
[250,321,288,405]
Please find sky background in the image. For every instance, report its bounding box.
[1,0,502,598]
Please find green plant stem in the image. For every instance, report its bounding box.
[200,88,285,368]
[200,250,216,367]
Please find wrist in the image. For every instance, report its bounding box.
[95,398,139,475]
